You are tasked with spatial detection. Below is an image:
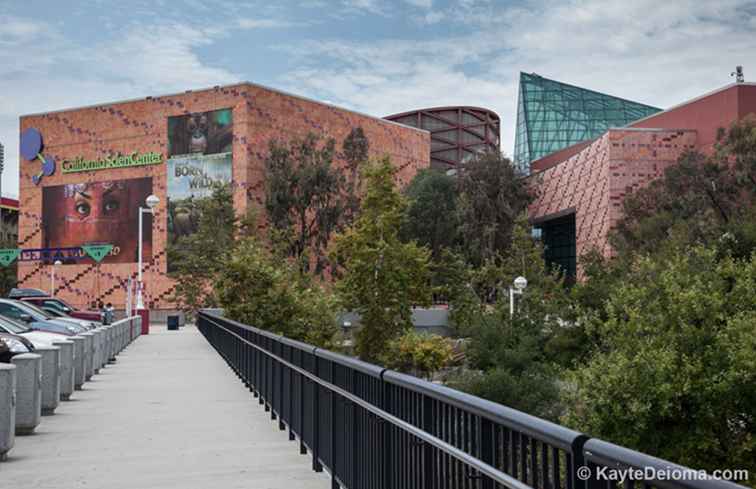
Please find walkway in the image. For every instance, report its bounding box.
[0,325,329,489]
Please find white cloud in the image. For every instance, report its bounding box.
[278,0,756,160]
[237,18,297,29]
[0,16,241,197]
[405,0,433,7]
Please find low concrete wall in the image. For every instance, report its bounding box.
[0,363,15,461]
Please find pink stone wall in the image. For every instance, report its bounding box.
[529,129,697,271]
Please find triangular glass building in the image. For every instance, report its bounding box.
[513,72,661,173]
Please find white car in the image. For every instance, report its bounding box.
[0,314,68,347]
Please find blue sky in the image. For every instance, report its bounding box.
[2,0,755,197]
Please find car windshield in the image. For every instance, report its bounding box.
[0,315,32,334]
[13,301,54,320]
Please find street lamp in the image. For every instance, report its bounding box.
[136,194,159,310]
[51,260,62,296]
[509,276,527,318]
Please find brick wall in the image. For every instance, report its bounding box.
[19,83,429,310]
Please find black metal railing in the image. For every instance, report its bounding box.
[197,310,747,489]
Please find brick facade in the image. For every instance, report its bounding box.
[19,83,430,310]
[529,129,697,261]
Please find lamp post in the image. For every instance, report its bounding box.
[136,194,159,314]
[51,260,62,296]
[509,276,527,318]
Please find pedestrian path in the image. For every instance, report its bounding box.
[0,325,329,489]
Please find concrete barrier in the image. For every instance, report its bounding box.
[53,340,74,400]
[11,353,41,435]
[0,363,15,461]
[80,332,94,381]
[105,325,115,363]
[71,336,86,389]
[35,346,61,415]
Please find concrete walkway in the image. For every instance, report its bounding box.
[0,325,329,489]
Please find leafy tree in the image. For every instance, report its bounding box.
[380,330,454,380]
[449,215,569,420]
[169,184,239,313]
[563,247,756,478]
[332,158,432,362]
[264,133,344,275]
[401,169,459,261]
[456,152,533,267]
[215,237,339,348]
[341,127,370,224]
[611,117,756,260]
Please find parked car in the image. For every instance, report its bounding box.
[0,315,68,348]
[0,332,35,362]
[0,299,88,336]
[9,288,103,322]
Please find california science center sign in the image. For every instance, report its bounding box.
[61,151,163,174]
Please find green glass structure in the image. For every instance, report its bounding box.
[513,73,661,173]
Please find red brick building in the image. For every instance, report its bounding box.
[18,83,429,311]
[528,82,756,277]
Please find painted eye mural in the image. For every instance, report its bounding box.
[42,178,153,264]
[20,128,56,184]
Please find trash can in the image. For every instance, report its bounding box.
[167,316,179,331]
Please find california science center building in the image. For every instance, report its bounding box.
[17,74,756,312]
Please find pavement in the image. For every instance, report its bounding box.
[0,324,329,489]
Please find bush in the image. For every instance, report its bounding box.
[380,330,454,379]
[216,238,339,348]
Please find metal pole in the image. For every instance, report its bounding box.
[509,287,514,318]
[51,265,55,295]
[136,208,144,310]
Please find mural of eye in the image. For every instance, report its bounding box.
[103,199,120,214]
[75,202,91,217]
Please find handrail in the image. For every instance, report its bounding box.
[202,313,531,489]
[197,310,749,489]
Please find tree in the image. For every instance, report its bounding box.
[169,184,239,313]
[215,237,339,348]
[341,127,370,225]
[611,118,756,259]
[456,152,534,267]
[448,215,569,420]
[264,133,344,275]
[562,247,756,478]
[401,169,459,261]
[332,158,432,361]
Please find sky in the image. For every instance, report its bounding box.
[1,0,755,198]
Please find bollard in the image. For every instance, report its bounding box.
[80,332,94,381]
[70,336,86,389]
[36,346,61,415]
[11,353,41,435]
[0,364,15,461]
[91,329,101,374]
[105,326,115,364]
[53,341,74,400]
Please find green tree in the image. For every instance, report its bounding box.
[456,152,533,267]
[563,247,756,478]
[264,133,344,275]
[448,215,569,420]
[341,127,370,225]
[401,169,459,261]
[169,184,239,313]
[215,237,339,348]
[332,158,432,361]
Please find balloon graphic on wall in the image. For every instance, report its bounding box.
[20,128,55,185]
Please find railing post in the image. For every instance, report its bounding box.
[423,395,436,489]
[312,355,322,473]
[480,418,494,489]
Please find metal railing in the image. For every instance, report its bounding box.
[197,310,747,489]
